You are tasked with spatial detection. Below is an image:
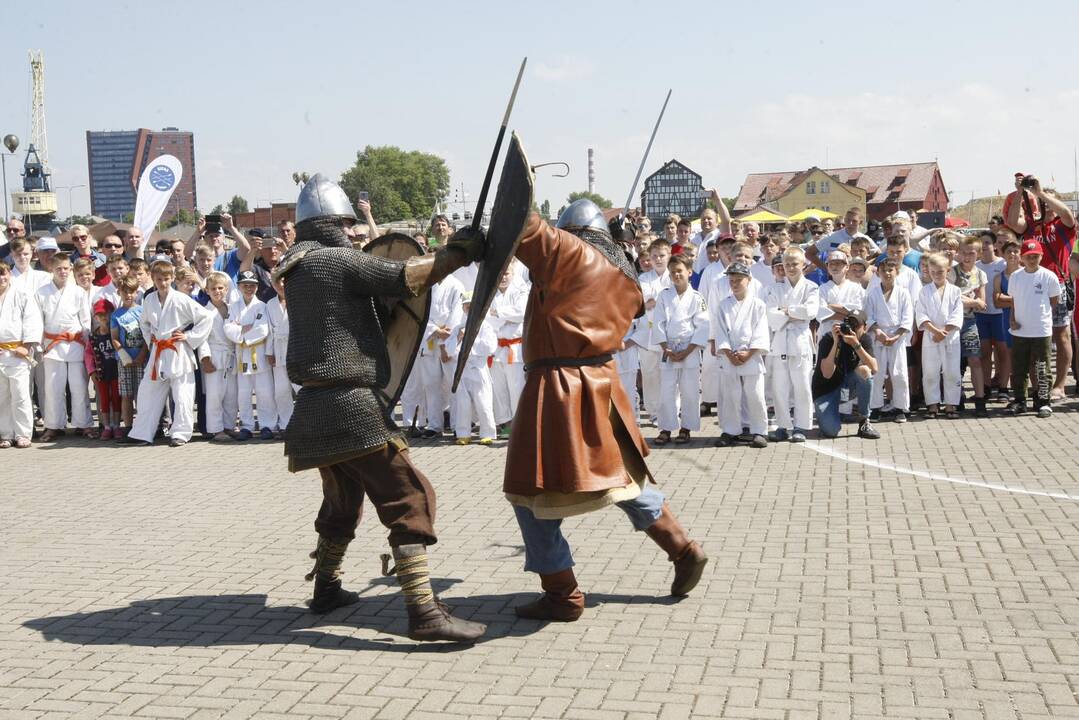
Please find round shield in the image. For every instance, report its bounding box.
[364,233,431,409]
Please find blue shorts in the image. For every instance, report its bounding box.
[975,312,1006,343]
[959,317,981,359]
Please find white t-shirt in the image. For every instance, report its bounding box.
[815,228,878,257]
[1008,266,1061,338]
[976,258,1006,314]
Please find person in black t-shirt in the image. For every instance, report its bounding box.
[811,314,880,439]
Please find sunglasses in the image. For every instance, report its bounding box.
[72,235,89,241]
[103,243,123,249]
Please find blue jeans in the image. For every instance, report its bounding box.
[512,485,666,574]
[813,371,872,438]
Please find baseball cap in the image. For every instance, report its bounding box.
[849,256,868,267]
[827,250,850,264]
[237,270,259,284]
[248,229,265,239]
[36,237,59,252]
[1021,239,1044,256]
[770,254,784,266]
[725,261,751,277]
[92,299,115,315]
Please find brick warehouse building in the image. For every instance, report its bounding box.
[86,127,196,221]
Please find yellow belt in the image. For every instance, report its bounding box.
[239,337,267,373]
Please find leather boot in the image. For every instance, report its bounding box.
[306,536,360,614]
[514,568,585,622]
[644,504,708,596]
[392,544,486,642]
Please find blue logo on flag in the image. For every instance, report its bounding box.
[149,165,176,191]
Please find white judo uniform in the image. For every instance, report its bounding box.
[488,279,528,425]
[130,288,214,443]
[12,267,51,416]
[696,260,727,405]
[449,317,497,441]
[266,296,295,430]
[817,278,867,338]
[615,317,641,422]
[197,304,239,434]
[865,283,914,412]
[419,276,465,433]
[915,282,964,407]
[0,284,43,440]
[764,275,820,432]
[711,293,770,436]
[37,281,92,431]
[225,296,277,432]
[632,268,672,422]
[654,285,709,432]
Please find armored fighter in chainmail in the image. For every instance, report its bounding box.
[275,174,486,642]
[505,200,709,622]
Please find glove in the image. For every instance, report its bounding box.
[446,226,486,263]
[608,216,628,243]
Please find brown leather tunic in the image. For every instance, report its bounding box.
[503,214,650,497]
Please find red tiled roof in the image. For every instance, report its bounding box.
[734,162,942,211]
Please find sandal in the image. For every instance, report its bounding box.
[80,428,100,440]
[945,409,959,419]
[0,439,11,449]
[39,429,62,442]
[653,430,671,446]
[925,406,939,420]
[674,429,691,444]
[14,437,30,449]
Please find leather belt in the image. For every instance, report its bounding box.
[524,354,613,373]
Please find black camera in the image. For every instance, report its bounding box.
[839,317,856,335]
[1020,174,1037,189]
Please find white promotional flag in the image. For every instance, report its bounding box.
[133,154,184,247]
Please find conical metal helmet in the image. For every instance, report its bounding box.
[555,198,607,234]
[295,173,357,224]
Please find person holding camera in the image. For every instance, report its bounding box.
[811,314,880,439]
[1004,174,1075,399]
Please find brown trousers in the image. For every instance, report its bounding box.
[315,444,438,547]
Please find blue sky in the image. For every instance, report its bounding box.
[3,0,1078,219]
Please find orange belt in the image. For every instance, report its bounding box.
[497,337,523,364]
[43,331,85,355]
[149,334,181,381]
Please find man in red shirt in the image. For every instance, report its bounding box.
[1004,174,1076,398]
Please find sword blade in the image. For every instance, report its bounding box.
[471,57,527,230]
[621,89,672,220]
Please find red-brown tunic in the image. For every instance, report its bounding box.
[503,214,650,501]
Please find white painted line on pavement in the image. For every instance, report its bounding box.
[801,441,1079,502]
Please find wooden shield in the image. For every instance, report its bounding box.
[364,233,431,408]
[452,132,534,391]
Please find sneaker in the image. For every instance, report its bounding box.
[857,420,881,440]
[259,427,275,441]
[790,430,807,443]
[770,427,789,442]
[1006,401,1027,416]
[236,428,253,441]
[454,437,471,446]
[1036,406,1053,418]
[750,434,768,448]
[169,437,187,447]
[477,437,495,445]
[894,412,908,424]
[421,429,439,439]
[869,409,881,422]
[114,427,129,441]
[100,427,114,441]
[713,433,736,448]
[211,431,234,442]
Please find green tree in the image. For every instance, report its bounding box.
[566,190,613,208]
[209,204,226,215]
[164,208,198,228]
[340,146,450,223]
[227,195,249,214]
[540,199,551,220]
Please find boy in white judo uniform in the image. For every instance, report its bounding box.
[37,255,93,441]
[817,250,866,339]
[865,258,914,421]
[266,276,295,435]
[123,260,214,446]
[764,246,820,443]
[615,316,641,424]
[419,275,465,438]
[197,271,239,442]
[653,254,709,445]
[488,263,528,435]
[711,261,770,449]
[0,262,43,447]
[631,239,672,425]
[225,270,277,441]
[915,253,964,418]
[449,302,497,445]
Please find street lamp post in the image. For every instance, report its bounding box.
[54,184,87,221]
[1,134,19,220]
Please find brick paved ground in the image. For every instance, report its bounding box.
[3,404,1079,719]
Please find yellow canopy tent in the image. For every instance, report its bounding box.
[787,208,839,221]
[737,209,788,224]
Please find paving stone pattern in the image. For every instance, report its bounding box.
[3,407,1079,719]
